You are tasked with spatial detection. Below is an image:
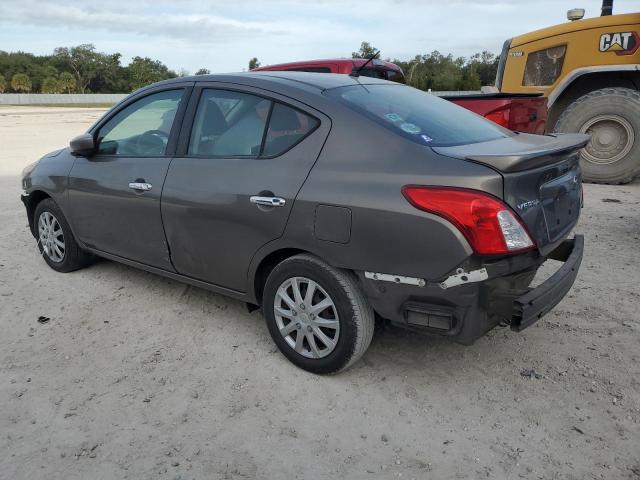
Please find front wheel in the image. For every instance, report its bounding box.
[553,87,640,184]
[34,198,93,273]
[263,254,374,374]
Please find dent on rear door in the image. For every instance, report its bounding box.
[161,88,331,292]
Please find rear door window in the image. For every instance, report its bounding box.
[189,89,270,156]
[188,89,319,157]
[326,84,511,147]
[262,103,319,157]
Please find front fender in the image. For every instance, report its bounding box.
[22,148,77,236]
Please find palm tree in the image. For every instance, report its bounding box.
[58,72,77,93]
[11,73,32,93]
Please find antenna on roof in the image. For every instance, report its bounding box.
[349,51,380,78]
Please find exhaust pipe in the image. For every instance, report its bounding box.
[601,0,613,16]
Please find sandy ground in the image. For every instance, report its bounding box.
[0,106,639,480]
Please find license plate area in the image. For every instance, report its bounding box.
[539,168,581,242]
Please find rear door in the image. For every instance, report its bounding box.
[161,83,330,292]
[68,86,190,269]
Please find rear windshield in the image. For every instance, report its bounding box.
[356,68,406,84]
[325,84,511,147]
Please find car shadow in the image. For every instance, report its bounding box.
[81,256,521,379]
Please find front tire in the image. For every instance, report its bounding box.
[553,87,640,184]
[263,254,374,374]
[34,198,92,273]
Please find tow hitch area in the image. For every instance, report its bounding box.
[511,235,584,331]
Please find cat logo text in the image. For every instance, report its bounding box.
[598,32,639,55]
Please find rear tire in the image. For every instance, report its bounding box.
[553,87,640,184]
[34,198,93,273]
[263,254,374,374]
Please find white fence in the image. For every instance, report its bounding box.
[0,93,127,105]
[0,91,486,106]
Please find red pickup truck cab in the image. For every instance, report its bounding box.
[253,59,548,134]
[253,58,406,83]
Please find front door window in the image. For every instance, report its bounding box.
[97,89,183,156]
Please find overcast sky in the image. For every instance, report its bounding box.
[0,0,637,73]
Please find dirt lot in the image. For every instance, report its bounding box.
[1,106,639,480]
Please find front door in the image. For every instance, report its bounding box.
[161,85,329,292]
[68,88,188,270]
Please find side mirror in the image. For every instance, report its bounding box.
[70,133,96,157]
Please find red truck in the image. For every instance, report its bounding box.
[253,58,406,82]
[253,59,548,134]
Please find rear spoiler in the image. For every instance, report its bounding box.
[433,133,590,173]
[438,92,544,100]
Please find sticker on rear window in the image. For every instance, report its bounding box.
[420,134,433,143]
[400,122,421,134]
[385,113,402,123]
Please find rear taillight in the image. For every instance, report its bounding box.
[402,186,535,256]
[484,106,510,129]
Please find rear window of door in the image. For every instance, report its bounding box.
[188,89,318,157]
[188,89,270,156]
[96,89,183,156]
[262,103,319,156]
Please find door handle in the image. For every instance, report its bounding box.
[250,196,286,207]
[129,182,153,191]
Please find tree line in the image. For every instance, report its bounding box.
[352,41,499,91]
[0,42,499,94]
[0,44,197,94]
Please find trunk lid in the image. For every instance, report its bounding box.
[433,133,590,255]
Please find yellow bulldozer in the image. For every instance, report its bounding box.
[495,0,639,183]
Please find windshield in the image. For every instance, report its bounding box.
[326,84,511,147]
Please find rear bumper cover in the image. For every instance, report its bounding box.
[359,235,583,344]
[511,234,583,331]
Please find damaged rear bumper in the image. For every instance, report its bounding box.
[359,235,584,344]
[511,234,583,332]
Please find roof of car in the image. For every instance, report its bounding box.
[156,71,394,92]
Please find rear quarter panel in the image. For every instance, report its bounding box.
[269,108,505,281]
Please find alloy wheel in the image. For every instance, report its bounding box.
[38,211,65,263]
[274,276,340,359]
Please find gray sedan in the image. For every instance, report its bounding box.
[21,72,587,373]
